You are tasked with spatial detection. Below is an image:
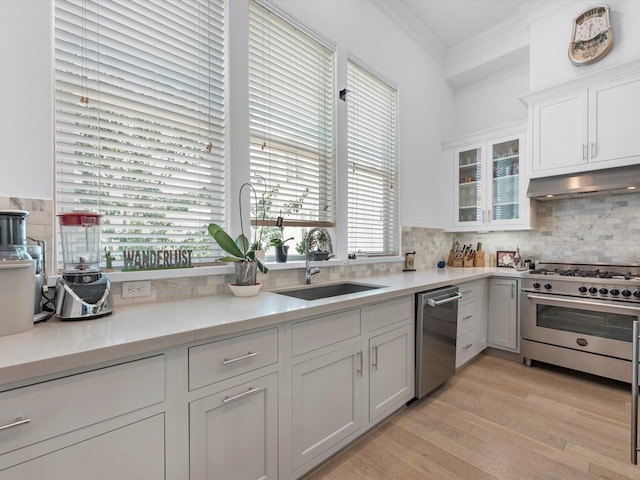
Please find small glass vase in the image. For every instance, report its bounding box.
[234,260,258,286]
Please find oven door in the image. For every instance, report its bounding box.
[521,292,640,361]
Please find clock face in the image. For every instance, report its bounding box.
[569,5,613,66]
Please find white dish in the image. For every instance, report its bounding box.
[229,282,262,297]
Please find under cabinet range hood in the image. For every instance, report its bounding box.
[527,165,640,200]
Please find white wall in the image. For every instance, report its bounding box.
[530,0,640,91]
[451,62,529,138]
[0,0,53,200]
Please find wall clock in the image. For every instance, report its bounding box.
[568,5,613,66]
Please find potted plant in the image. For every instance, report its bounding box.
[296,229,331,260]
[208,223,268,287]
[207,182,269,292]
[268,231,294,263]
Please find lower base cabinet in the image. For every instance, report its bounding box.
[488,278,519,351]
[291,342,363,473]
[189,372,278,480]
[2,415,165,480]
[369,324,413,423]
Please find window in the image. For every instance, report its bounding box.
[55,0,226,261]
[248,0,335,241]
[347,60,398,255]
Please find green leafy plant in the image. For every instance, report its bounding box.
[207,223,268,274]
[296,229,330,255]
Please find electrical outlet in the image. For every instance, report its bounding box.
[122,280,152,298]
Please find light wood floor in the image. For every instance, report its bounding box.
[303,353,639,480]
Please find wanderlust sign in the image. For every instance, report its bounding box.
[122,249,193,272]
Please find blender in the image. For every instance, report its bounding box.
[55,212,113,320]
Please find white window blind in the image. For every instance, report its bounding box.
[347,60,398,255]
[248,0,335,227]
[55,0,226,261]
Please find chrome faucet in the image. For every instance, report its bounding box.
[305,227,334,285]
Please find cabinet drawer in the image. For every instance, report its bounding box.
[0,355,165,455]
[292,309,361,357]
[459,281,481,301]
[189,327,278,391]
[456,328,477,368]
[457,300,477,334]
[368,296,413,332]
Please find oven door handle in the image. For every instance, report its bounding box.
[526,293,640,316]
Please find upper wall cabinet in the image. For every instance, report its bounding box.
[525,67,640,179]
[443,122,534,232]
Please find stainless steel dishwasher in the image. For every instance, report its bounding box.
[415,285,461,399]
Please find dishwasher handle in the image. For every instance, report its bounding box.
[426,291,462,307]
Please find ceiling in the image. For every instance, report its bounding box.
[399,0,541,48]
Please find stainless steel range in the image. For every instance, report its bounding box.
[521,262,640,383]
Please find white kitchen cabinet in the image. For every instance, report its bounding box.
[529,71,640,178]
[488,278,519,352]
[368,323,413,423]
[456,280,488,368]
[444,122,532,232]
[291,342,363,473]
[189,372,278,480]
[0,354,169,479]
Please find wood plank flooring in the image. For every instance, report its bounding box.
[303,353,639,480]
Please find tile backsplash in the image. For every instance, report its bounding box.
[6,191,640,306]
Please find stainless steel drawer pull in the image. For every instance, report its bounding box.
[463,343,473,350]
[223,387,261,404]
[0,417,31,432]
[462,290,472,295]
[357,350,363,376]
[462,315,473,320]
[222,351,260,365]
[372,345,379,370]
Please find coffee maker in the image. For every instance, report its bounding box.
[55,212,113,320]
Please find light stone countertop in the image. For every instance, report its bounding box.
[0,267,528,387]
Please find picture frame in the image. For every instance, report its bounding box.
[496,250,516,268]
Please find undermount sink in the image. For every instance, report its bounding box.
[275,282,384,301]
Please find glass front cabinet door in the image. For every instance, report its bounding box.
[452,131,527,230]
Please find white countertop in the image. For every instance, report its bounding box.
[0,267,527,386]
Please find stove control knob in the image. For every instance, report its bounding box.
[544,283,552,290]
[532,282,541,289]
[578,286,587,293]
[599,288,608,295]
[634,291,640,299]
[588,287,598,294]
[610,288,620,296]
[622,290,632,297]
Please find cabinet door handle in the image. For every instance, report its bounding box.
[583,143,587,161]
[223,386,261,404]
[591,141,597,158]
[488,209,491,223]
[356,350,363,376]
[222,351,260,365]
[462,315,473,320]
[462,289,472,295]
[0,417,31,432]
[463,343,473,350]
[372,345,379,370]
[511,283,515,298]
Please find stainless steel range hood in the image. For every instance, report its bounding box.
[527,165,640,200]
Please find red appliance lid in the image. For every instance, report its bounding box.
[58,212,102,226]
